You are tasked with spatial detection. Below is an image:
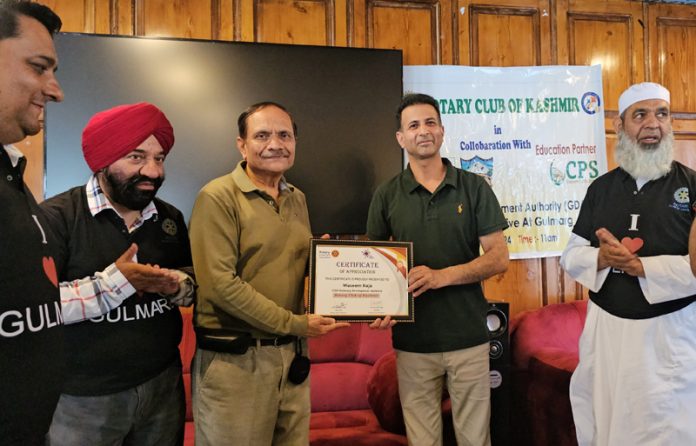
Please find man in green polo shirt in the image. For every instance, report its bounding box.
[189,101,349,445]
[367,93,509,446]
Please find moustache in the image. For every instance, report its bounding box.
[127,174,164,189]
[260,149,291,159]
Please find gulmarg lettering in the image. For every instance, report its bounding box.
[89,298,173,323]
[534,216,574,227]
[0,302,63,338]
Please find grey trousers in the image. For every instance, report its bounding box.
[48,364,185,446]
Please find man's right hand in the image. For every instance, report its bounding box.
[115,243,180,294]
[306,314,350,337]
[596,228,644,276]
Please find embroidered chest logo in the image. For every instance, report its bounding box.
[161,218,178,236]
[669,187,690,212]
[457,203,463,214]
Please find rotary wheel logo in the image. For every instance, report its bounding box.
[331,250,339,257]
[161,218,178,236]
[581,92,601,115]
[674,187,689,204]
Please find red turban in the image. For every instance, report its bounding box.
[82,102,175,172]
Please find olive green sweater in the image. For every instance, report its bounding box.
[190,161,312,338]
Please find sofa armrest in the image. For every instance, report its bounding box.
[366,352,405,435]
[531,348,579,374]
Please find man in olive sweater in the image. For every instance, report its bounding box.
[190,101,348,445]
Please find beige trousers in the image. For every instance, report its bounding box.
[396,342,491,446]
[192,340,310,446]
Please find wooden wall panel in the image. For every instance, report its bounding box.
[364,0,449,65]
[653,18,696,112]
[649,4,696,115]
[648,3,696,174]
[483,260,543,315]
[41,0,94,32]
[255,0,334,45]
[469,5,540,66]
[136,0,215,39]
[568,14,633,112]
[557,0,644,115]
[457,0,552,66]
[93,0,134,35]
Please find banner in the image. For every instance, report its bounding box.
[404,65,607,258]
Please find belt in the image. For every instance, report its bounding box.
[255,335,296,347]
[197,332,297,355]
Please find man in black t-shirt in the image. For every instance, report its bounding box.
[367,94,509,446]
[561,82,696,445]
[43,103,195,445]
[0,2,65,444]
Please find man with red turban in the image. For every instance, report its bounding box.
[41,102,195,445]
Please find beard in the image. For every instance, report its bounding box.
[614,130,674,181]
[102,169,164,211]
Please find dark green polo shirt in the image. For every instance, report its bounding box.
[367,159,508,352]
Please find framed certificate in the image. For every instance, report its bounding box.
[308,239,414,322]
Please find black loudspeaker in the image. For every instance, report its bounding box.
[487,301,511,446]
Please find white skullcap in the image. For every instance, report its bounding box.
[618,82,670,116]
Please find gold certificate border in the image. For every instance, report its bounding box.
[308,239,414,323]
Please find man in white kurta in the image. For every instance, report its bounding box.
[561,82,696,446]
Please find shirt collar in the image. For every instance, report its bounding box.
[403,158,457,193]
[3,145,24,168]
[86,175,158,230]
[231,160,293,194]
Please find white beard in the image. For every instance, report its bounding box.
[614,131,674,181]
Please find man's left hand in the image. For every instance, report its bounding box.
[408,265,447,297]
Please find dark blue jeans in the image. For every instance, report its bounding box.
[48,364,184,446]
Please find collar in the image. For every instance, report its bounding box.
[617,162,675,189]
[403,158,457,193]
[231,160,292,194]
[86,175,158,230]
[2,145,24,168]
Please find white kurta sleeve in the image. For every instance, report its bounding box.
[638,255,696,304]
[560,233,611,293]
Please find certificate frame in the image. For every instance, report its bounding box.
[308,239,414,322]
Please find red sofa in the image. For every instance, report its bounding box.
[178,309,409,445]
[510,299,588,446]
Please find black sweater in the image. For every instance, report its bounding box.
[41,185,191,395]
[0,150,64,445]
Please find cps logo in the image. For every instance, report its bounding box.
[566,160,599,180]
[549,160,599,185]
